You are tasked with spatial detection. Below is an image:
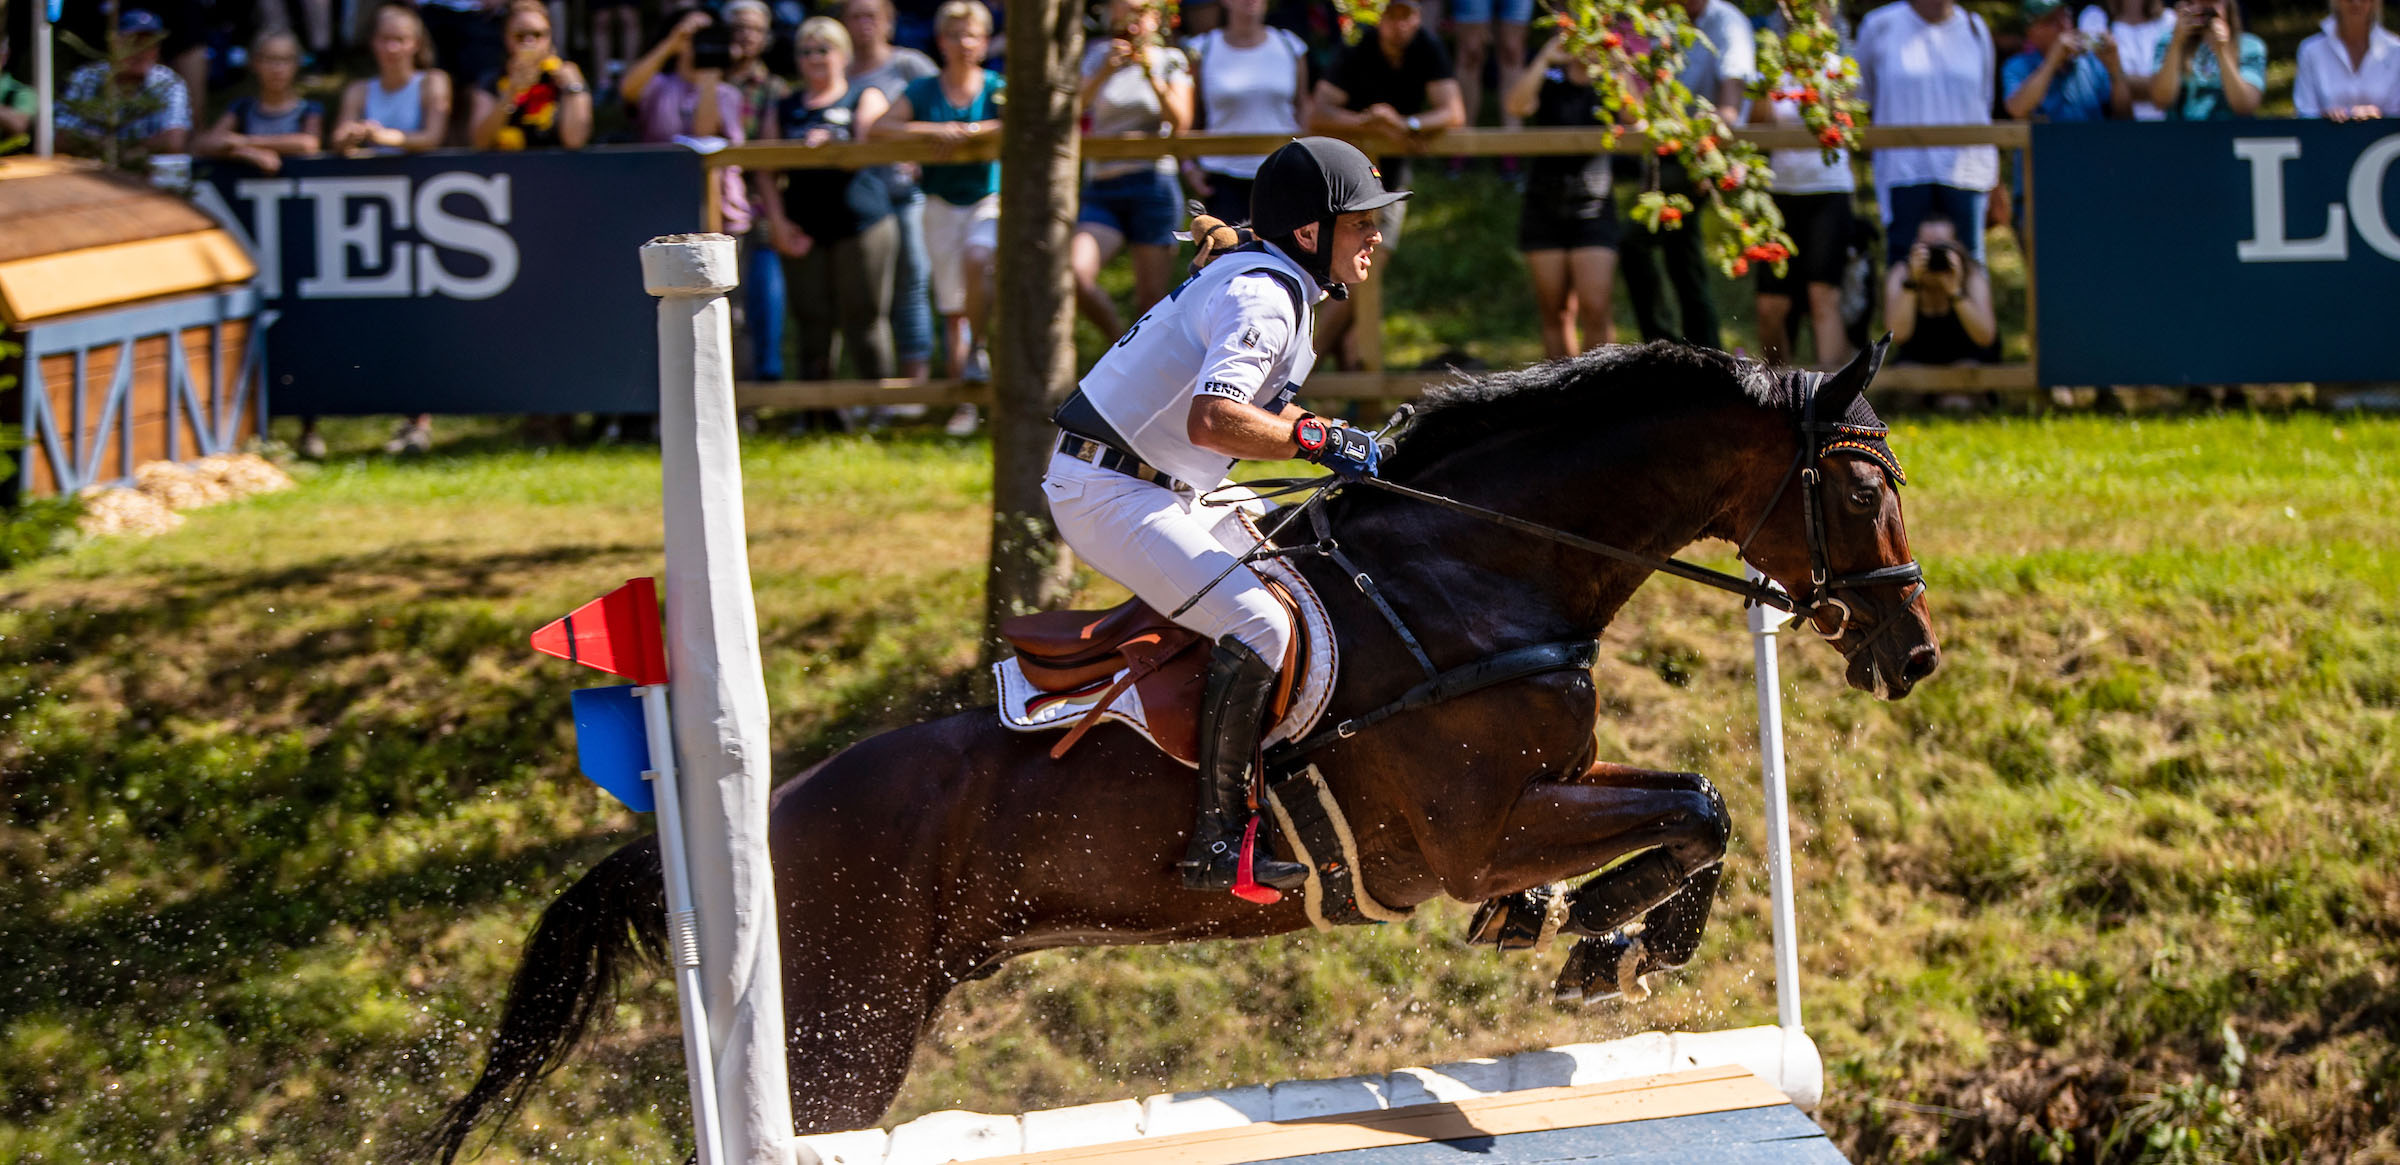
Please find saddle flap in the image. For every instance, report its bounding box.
[1000,597,1181,668]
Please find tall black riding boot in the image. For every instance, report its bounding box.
[1180,637,1310,893]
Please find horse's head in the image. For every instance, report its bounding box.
[1735,342,1940,699]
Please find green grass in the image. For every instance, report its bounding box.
[4,411,2399,1162]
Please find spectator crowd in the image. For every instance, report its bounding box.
[7,0,2395,442]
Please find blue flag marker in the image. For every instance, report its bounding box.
[571,685,657,812]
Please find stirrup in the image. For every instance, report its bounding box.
[1180,817,1306,896]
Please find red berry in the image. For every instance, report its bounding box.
[1556,13,1573,28]
[1835,111,1854,127]
[1698,135,1717,151]
[1732,258,1751,276]
[1799,86,1820,102]
[1601,31,1622,48]
[1720,175,1740,191]
[1659,206,1683,223]
[1818,127,1844,147]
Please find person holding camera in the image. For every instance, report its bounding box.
[2293,0,2400,121]
[2005,0,2131,120]
[625,8,753,231]
[2149,0,2264,118]
[1884,211,1997,367]
[1071,0,1195,339]
[1855,0,1997,267]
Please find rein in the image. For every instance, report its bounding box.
[1191,371,1928,763]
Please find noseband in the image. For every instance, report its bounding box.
[1736,371,1927,663]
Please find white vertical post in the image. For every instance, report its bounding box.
[642,234,796,1165]
[1746,570,1804,1033]
[33,1,56,157]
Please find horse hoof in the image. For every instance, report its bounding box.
[1551,930,1653,1006]
[1466,883,1567,951]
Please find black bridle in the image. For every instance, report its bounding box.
[1730,371,1927,663]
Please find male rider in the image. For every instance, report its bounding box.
[1044,137,1405,895]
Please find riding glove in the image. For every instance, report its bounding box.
[1313,425,1380,481]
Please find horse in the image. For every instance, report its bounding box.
[425,340,1938,1158]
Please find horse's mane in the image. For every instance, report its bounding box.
[1378,342,1789,480]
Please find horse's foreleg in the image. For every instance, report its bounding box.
[1454,763,1729,1002]
[1448,762,1727,908]
[1552,861,1724,1005]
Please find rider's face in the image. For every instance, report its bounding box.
[1326,210,1383,284]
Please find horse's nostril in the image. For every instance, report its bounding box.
[1901,646,1938,683]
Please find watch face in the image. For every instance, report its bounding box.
[1295,418,1328,451]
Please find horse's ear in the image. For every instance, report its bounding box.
[1815,335,1890,418]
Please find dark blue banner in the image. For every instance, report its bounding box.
[195,148,707,414]
[2033,121,2400,386]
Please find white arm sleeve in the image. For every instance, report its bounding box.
[1191,272,1300,406]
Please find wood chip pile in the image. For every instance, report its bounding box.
[75,453,296,538]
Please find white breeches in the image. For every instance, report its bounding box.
[1042,451,1293,667]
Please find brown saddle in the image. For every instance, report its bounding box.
[999,584,1305,763]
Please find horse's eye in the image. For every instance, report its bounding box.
[1847,486,1877,509]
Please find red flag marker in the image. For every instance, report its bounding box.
[532,578,668,687]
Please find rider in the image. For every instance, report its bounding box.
[1044,137,1406,895]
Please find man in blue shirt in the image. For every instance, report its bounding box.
[2003,0,2130,121]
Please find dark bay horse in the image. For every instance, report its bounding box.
[427,341,1938,1158]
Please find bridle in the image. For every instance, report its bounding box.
[1731,370,1927,663]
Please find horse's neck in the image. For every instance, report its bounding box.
[1338,404,1770,654]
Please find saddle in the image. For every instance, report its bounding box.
[991,557,1338,767]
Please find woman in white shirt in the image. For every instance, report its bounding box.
[1185,0,1312,223]
[2079,0,2178,118]
[2295,0,2400,119]
[1853,0,1998,265]
[1072,0,1196,337]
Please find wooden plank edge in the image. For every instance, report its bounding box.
[967,1065,1789,1165]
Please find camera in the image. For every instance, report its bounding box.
[692,24,733,71]
[1923,243,1961,275]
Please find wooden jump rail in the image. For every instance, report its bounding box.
[715,123,2040,409]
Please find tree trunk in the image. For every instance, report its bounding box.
[985,0,1083,651]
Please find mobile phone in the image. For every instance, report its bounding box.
[692,25,733,71]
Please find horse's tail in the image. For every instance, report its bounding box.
[421,837,665,1164]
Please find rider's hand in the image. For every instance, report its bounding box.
[1313,424,1380,481]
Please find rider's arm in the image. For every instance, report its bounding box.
[1186,274,1307,460]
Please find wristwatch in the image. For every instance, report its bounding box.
[1406,114,1423,133]
[1292,415,1330,457]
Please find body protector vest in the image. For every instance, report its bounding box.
[1065,241,1321,492]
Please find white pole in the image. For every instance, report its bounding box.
[1747,570,1804,1033]
[642,234,796,1165]
[33,0,56,157]
[640,684,730,1165]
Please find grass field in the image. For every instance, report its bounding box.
[4,408,2397,1163]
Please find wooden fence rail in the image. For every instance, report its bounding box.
[716,123,2040,408]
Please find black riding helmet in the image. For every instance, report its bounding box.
[1250,137,1411,296]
